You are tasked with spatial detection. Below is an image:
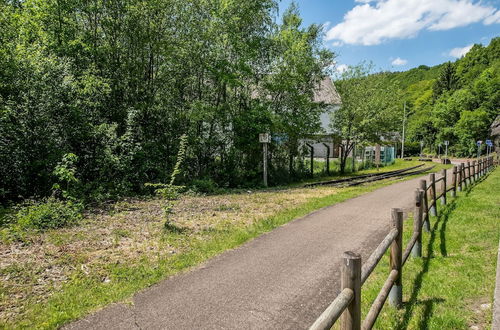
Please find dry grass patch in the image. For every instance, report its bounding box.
[0,185,339,324]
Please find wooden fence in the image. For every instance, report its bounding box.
[310,156,496,330]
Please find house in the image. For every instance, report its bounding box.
[300,76,342,159]
[491,115,500,154]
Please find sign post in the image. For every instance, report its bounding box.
[486,140,493,157]
[259,133,270,187]
[444,140,449,162]
[438,143,442,159]
[420,141,424,158]
[476,140,483,159]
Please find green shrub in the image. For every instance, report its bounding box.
[15,198,83,230]
[190,178,219,194]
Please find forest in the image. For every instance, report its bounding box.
[0,0,337,204]
[387,37,499,157]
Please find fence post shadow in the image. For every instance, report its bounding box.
[416,297,446,329]
[396,197,457,329]
[395,163,494,329]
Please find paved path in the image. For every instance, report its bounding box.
[493,239,500,329]
[67,175,437,330]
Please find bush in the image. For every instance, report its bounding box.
[15,198,83,230]
[190,178,220,194]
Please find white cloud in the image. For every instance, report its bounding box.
[326,0,499,46]
[391,57,408,66]
[336,64,349,73]
[448,44,473,58]
[332,41,344,47]
[484,10,500,24]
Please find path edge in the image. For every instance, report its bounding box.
[492,236,500,329]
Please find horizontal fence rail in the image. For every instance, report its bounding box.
[309,156,496,330]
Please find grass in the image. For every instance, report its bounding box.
[0,159,450,329]
[355,166,500,329]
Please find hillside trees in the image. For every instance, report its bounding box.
[390,37,499,157]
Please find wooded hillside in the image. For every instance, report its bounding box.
[386,37,499,157]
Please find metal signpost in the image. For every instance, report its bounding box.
[420,141,424,158]
[444,140,449,162]
[438,143,442,159]
[476,140,483,159]
[486,139,493,156]
[259,133,271,187]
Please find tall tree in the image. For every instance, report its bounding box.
[332,63,402,173]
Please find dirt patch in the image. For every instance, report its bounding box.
[467,297,492,329]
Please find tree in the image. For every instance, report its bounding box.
[454,109,490,156]
[433,62,459,97]
[264,4,334,175]
[332,63,402,173]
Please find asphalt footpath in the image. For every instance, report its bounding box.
[66,174,444,330]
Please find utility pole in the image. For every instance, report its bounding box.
[401,102,406,159]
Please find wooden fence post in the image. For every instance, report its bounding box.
[323,143,330,175]
[307,144,314,178]
[420,180,430,232]
[440,169,447,205]
[472,161,476,182]
[429,173,437,216]
[467,161,471,185]
[389,208,403,308]
[458,163,463,192]
[477,160,481,179]
[462,163,468,189]
[341,251,361,330]
[451,166,457,197]
[412,189,423,258]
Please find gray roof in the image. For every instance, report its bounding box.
[251,76,341,105]
[491,115,500,137]
[313,77,341,105]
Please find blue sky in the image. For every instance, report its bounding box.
[278,0,500,72]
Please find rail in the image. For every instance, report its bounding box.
[305,164,426,188]
[309,156,496,330]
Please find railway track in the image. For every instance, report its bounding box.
[306,164,435,188]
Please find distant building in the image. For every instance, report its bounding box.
[313,76,342,134]
[300,77,342,158]
[491,115,500,154]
